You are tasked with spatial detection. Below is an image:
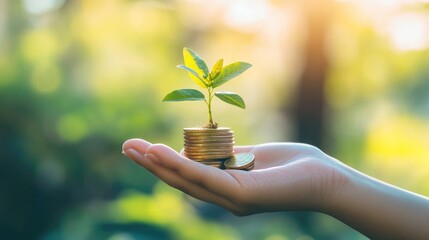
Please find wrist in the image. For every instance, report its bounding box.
[319,158,355,215]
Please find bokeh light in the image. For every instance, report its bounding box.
[1,0,428,239]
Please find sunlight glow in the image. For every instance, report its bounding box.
[223,0,269,30]
[365,114,429,191]
[23,0,65,15]
[388,14,429,51]
[336,0,429,51]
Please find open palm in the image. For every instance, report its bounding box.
[123,139,342,215]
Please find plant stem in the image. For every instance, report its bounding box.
[206,87,215,128]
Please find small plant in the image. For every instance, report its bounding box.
[163,47,252,128]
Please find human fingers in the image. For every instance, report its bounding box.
[122,138,152,154]
[146,144,243,201]
[123,148,240,212]
[122,139,246,199]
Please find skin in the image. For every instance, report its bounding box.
[122,138,429,239]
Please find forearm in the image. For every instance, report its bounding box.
[327,165,429,239]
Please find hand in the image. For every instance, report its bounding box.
[123,139,429,238]
[122,139,345,215]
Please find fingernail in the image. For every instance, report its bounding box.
[145,153,161,165]
[124,148,144,160]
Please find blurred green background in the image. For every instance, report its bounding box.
[1,0,429,239]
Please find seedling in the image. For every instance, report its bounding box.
[163,47,252,128]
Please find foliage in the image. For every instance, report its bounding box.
[1,1,429,240]
[163,47,251,128]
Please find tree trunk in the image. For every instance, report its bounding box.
[293,1,332,148]
[288,0,333,237]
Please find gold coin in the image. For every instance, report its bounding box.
[185,149,233,154]
[200,160,224,165]
[185,146,234,152]
[186,154,233,160]
[185,146,233,150]
[184,143,233,147]
[185,141,234,146]
[224,153,255,170]
[185,145,232,149]
[183,148,234,153]
[194,159,225,163]
[189,148,231,152]
[185,151,233,157]
[185,153,233,158]
[185,137,233,142]
[198,159,225,163]
[184,129,233,134]
[184,133,234,138]
[185,129,232,132]
[184,127,232,132]
[184,143,234,147]
[185,146,232,151]
[184,147,233,152]
[243,163,255,171]
[185,132,232,136]
[184,134,232,138]
[185,131,232,135]
[184,141,234,145]
[185,154,233,160]
[183,134,234,140]
[188,158,222,162]
[185,141,234,145]
[184,136,234,141]
[184,134,233,139]
[185,153,234,160]
[185,151,233,156]
[183,128,233,133]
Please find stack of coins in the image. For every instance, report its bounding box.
[183,127,234,168]
[183,127,255,170]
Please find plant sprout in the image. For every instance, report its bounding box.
[163,47,252,128]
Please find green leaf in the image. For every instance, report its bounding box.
[210,58,223,81]
[183,47,209,87]
[177,65,208,87]
[212,62,252,88]
[215,92,246,109]
[163,89,205,102]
